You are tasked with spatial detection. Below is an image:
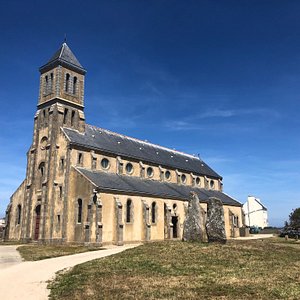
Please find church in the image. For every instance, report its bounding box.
[4,43,243,245]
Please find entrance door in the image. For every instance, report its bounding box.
[172,216,178,238]
[34,205,41,240]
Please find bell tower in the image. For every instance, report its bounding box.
[38,42,86,131]
[21,43,87,242]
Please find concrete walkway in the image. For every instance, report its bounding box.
[233,233,274,240]
[0,245,23,270]
[0,244,139,300]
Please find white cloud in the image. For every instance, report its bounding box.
[196,108,281,119]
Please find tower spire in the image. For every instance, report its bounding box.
[39,42,86,75]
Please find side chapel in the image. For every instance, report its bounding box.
[5,43,243,245]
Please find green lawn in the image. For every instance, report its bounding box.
[17,244,102,261]
[48,238,300,300]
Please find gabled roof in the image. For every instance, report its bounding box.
[75,167,241,207]
[63,125,222,179]
[254,198,267,210]
[39,42,86,75]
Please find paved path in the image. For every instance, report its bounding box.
[233,233,274,240]
[0,244,139,300]
[0,245,23,269]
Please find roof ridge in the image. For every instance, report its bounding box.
[86,124,201,161]
[59,43,65,59]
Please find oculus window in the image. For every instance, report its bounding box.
[126,163,133,174]
[147,167,154,178]
[101,158,110,170]
[165,170,171,180]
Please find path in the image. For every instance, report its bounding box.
[233,233,274,240]
[0,245,23,270]
[0,244,139,300]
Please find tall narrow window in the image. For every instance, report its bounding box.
[126,199,132,223]
[45,75,48,94]
[71,110,75,126]
[38,162,46,188]
[73,76,77,94]
[59,158,65,171]
[16,204,21,225]
[92,157,97,169]
[77,199,82,223]
[59,186,63,199]
[65,73,70,92]
[49,72,53,92]
[151,202,157,223]
[63,108,68,124]
[78,153,83,165]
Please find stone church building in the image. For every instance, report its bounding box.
[5,43,243,245]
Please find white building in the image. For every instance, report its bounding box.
[243,196,268,228]
[0,218,5,238]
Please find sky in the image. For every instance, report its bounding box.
[0,0,300,226]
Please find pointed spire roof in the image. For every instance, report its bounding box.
[39,42,86,75]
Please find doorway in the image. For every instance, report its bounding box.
[34,205,41,240]
[172,216,178,238]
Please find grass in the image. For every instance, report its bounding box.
[48,237,300,300]
[0,240,25,245]
[17,244,103,261]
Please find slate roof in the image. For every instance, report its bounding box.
[76,167,241,207]
[64,125,222,179]
[39,42,86,74]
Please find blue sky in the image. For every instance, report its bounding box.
[1,0,300,226]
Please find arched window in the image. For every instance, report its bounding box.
[126,199,132,223]
[73,76,77,94]
[77,199,82,223]
[65,73,70,92]
[38,162,46,188]
[16,204,21,225]
[40,136,48,149]
[151,202,157,223]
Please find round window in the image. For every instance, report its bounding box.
[210,180,215,189]
[165,170,171,180]
[126,163,133,174]
[196,177,201,186]
[181,174,187,184]
[147,167,154,177]
[101,158,110,169]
